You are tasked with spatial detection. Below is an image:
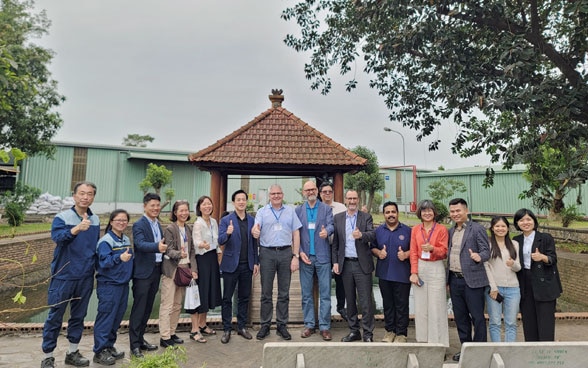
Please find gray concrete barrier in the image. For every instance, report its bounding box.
[262,342,446,368]
[453,341,588,368]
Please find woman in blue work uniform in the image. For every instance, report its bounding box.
[93,209,133,365]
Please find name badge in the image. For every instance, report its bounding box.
[421,251,431,259]
[308,222,316,230]
[272,223,283,231]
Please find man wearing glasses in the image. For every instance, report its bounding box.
[319,182,348,321]
[252,184,302,341]
[295,180,334,340]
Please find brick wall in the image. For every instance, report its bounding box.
[558,251,588,307]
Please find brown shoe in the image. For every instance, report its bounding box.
[301,327,315,338]
[320,330,332,341]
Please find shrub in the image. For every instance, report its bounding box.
[561,205,585,228]
[5,202,24,226]
[122,346,188,368]
[432,200,449,223]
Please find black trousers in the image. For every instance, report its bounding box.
[222,262,253,331]
[128,266,161,349]
[521,269,556,341]
[449,273,487,343]
[378,279,411,336]
[341,259,374,338]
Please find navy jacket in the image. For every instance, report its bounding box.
[132,215,163,279]
[218,211,259,273]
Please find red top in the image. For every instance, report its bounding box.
[410,222,448,274]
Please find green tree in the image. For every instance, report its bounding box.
[139,163,174,208]
[122,133,155,147]
[520,142,588,219]
[0,0,65,156]
[427,178,467,204]
[344,146,385,212]
[282,1,588,169]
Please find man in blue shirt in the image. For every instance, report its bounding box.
[41,181,100,368]
[252,184,302,341]
[372,201,412,343]
[295,180,334,341]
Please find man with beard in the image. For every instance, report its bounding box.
[371,202,412,343]
[332,190,376,342]
[295,180,334,341]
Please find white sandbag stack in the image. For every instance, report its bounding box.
[26,193,72,215]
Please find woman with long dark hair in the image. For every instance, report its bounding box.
[513,208,562,341]
[483,216,521,342]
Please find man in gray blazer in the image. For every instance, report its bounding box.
[447,198,490,361]
[332,190,376,342]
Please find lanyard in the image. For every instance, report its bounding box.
[346,213,357,230]
[306,202,317,223]
[421,223,436,244]
[179,226,187,242]
[270,206,283,223]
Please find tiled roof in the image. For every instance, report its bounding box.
[188,103,366,171]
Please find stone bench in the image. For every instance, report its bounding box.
[262,342,446,368]
[450,341,588,368]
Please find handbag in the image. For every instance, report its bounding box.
[184,279,201,310]
[174,266,192,287]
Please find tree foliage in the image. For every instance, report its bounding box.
[1,181,42,226]
[427,178,467,203]
[0,0,65,156]
[139,163,174,208]
[123,133,155,147]
[344,146,385,211]
[282,1,588,169]
[519,142,588,217]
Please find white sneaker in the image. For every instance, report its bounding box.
[393,335,407,343]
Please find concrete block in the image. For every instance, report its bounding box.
[262,342,446,368]
[458,342,588,368]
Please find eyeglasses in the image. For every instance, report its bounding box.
[113,219,129,223]
[269,192,283,196]
[321,190,333,194]
[303,188,317,192]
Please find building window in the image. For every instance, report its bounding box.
[71,147,88,191]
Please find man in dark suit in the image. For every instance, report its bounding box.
[218,189,259,344]
[295,180,334,341]
[332,190,376,342]
[128,193,168,358]
[447,198,490,362]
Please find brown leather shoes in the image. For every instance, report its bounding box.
[320,330,332,341]
[300,327,315,338]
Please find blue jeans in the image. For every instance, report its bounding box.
[299,255,332,331]
[485,286,521,342]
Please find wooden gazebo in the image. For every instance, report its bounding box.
[188,89,367,219]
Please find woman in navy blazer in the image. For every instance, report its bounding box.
[513,208,562,341]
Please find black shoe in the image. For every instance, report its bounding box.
[453,352,461,362]
[276,325,292,340]
[256,325,270,340]
[238,328,253,340]
[221,330,231,344]
[139,341,158,351]
[64,350,90,367]
[93,350,115,366]
[105,347,124,360]
[170,334,184,344]
[341,331,362,342]
[160,338,175,348]
[41,357,55,368]
[337,307,348,322]
[130,348,144,359]
[363,336,374,342]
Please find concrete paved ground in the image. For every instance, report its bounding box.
[1,316,587,368]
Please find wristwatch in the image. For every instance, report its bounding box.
[292,253,299,259]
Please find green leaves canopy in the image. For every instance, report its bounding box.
[283,1,588,167]
[0,0,64,156]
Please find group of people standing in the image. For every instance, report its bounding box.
[39,180,563,368]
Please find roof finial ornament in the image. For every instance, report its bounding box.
[269,89,284,108]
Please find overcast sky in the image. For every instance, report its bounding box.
[33,0,491,170]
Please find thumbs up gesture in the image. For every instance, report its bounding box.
[227,220,234,235]
[78,213,91,232]
[378,245,387,260]
[352,227,362,239]
[319,225,328,239]
[531,247,546,263]
[252,223,261,239]
[120,247,132,262]
[158,238,168,253]
[397,246,408,261]
[469,248,481,263]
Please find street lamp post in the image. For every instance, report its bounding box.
[384,127,407,214]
